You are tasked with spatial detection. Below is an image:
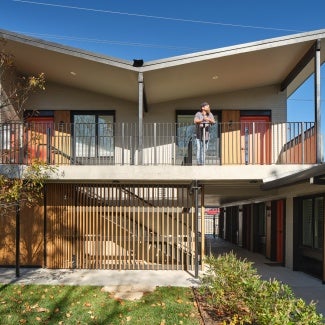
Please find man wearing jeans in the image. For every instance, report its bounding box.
[194,102,215,165]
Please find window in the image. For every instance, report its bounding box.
[302,199,313,247]
[176,110,220,146]
[72,112,115,158]
[176,110,220,164]
[176,111,196,148]
[314,197,324,249]
[301,196,324,249]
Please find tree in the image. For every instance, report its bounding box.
[0,50,45,121]
[0,47,54,276]
[0,47,50,209]
[0,161,56,215]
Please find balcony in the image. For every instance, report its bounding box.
[0,121,316,166]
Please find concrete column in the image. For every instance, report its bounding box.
[238,205,243,247]
[315,39,322,162]
[285,196,294,269]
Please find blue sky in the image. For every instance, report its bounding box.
[0,0,324,123]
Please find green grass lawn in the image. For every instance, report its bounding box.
[0,284,201,324]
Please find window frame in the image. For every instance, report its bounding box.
[71,111,115,159]
[300,194,324,250]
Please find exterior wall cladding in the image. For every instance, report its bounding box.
[0,29,324,281]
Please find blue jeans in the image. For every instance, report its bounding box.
[196,139,209,165]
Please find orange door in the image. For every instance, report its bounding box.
[26,117,54,164]
[240,116,271,164]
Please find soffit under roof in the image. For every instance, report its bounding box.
[143,41,320,103]
[0,30,139,103]
[1,29,325,105]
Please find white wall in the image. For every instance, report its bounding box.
[144,85,287,123]
[27,82,287,124]
[26,82,138,123]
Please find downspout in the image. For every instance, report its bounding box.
[315,39,322,163]
[138,72,144,165]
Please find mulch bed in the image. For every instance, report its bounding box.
[193,287,232,325]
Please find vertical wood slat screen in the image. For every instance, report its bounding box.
[46,183,195,270]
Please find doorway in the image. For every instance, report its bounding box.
[25,116,54,164]
[240,116,271,164]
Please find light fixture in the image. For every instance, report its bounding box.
[212,75,219,80]
[70,71,77,76]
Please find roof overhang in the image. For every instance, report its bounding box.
[0,29,139,103]
[1,29,325,104]
[261,164,325,190]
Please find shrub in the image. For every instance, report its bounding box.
[200,252,324,324]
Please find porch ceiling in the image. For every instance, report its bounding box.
[203,180,266,207]
[143,33,325,104]
[1,29,325,105]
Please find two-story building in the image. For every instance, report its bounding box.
[0,28,324,281]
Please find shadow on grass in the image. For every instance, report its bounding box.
[0,284,200,324]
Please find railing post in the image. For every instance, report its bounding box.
[244,126,249,165]
[252,122,255,164]
[130,135,134,165]
[216,123,220,165]
[202,123,206,165]
[46,127,51,164]
[301,122,305,164]
[171,136,175,165]
[121,123,125,165]
[72,123,76,165]
[18,123,24,164]
[154,123,157,165]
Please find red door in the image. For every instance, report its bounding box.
[240,116,271,164]
[26,117,54,164]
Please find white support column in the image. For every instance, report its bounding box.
[315,39,322,163]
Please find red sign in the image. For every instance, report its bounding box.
[205,208,220,215]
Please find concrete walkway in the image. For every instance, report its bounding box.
[0,237,325,314]
[0,268,201,300]
[0,268,200,288]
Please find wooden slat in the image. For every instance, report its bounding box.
[107,187,112,269]
[132,185,136,269]
[151,188,155,267]
[43,183,195,271]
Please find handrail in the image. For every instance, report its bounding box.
[50,145,80,165]
[0,121,317,165]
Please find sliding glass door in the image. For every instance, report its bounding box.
[73,112,114,164]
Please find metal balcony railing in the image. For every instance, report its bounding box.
[0,121,317,166]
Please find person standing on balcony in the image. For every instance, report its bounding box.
[194,102,215,165]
